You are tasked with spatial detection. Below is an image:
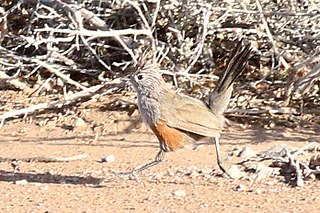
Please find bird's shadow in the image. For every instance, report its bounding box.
[0,170,104,186]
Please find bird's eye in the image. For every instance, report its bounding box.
[137,74,144,80]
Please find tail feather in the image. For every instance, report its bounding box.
[209,39,252,115]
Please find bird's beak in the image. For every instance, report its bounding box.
[122,77,131,82]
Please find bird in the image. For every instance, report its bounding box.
[120,39,251,177]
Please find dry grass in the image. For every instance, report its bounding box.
[0,0,319,129]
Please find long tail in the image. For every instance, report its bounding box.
[209,39,252,116]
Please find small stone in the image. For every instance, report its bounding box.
[250,162,278,182]
[72,117,87,131]
[167,170,175,177]
[255,189,262,194]
[187,166,198,171]
[19,128,26,133]
[238,95,247,103]
[144,194,152,201]
[309,174,316,180]
[15,179,28,185]
[189,171,199,178]
[204,174,212,179]
[309,155,320,169]
[296,178,304,187]
[229,147,242,157]
[234,184,246,192]
[101,154,115,163]
[269,122,276,128]
[238,147,257,159]
[265,181,275,186]
[172,189,186,198]
[150,173,162,181]
[201,168,213,175]
[227,165,243,179]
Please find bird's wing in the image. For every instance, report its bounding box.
[159,93,222,137]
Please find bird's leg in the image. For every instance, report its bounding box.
[115,149,164,179]
[132,149,164,173]
[214,136,231,178]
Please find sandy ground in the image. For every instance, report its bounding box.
[0,104,319,213]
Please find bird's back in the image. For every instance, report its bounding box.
[158,92,223,138]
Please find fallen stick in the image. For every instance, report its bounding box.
[23,153,89,163]
[256,0,289,71]
[35,27,152,39]
[32,59,88,90]
[0,84,104,126]
[285,148,304,187]
[1,153,88,163]
[210,6,319,17]
[184,5,211,74]
[292,142,320,157]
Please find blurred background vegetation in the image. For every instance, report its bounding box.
[0,0,319,129]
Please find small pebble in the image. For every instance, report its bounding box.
[150,173,162,181]
[15,179,28,185]
[296,178,304,187]
[265,181,275,186]
[238,95,247,103]
[172,189,186,198]
[238,147,257,159]
[144,194,152,201]
[101,154,115,162]
[234,184,246,192]
[189,171,199,178]
[309,155,320,169]
[199,202,209,208]
[204,174,212,179]
[72,117,87,131]
[250,162,277,182]
[227,165,243,179]
[255,189,262,194]
[229,146,242,157]
[167,170,175,177]
[201,168,213,175]
[309,174,316,180]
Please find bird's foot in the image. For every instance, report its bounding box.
[113,170,145,186]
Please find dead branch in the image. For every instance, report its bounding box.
[0,0,319,129]
[211,7,320,17]
[32,59,88,90]
[255,0,289,72]
[240,143,320,187]
[0,84,104,126]
[285,148,304,187]
[1,153,88,163]
[184,5,211,74]
[34,27,152,39]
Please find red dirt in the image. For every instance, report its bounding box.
[0,96,319,212]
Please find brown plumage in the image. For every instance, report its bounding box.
[121,39,252,177]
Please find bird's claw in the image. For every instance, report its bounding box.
[113,171,145,185]
[114,171,136,179]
